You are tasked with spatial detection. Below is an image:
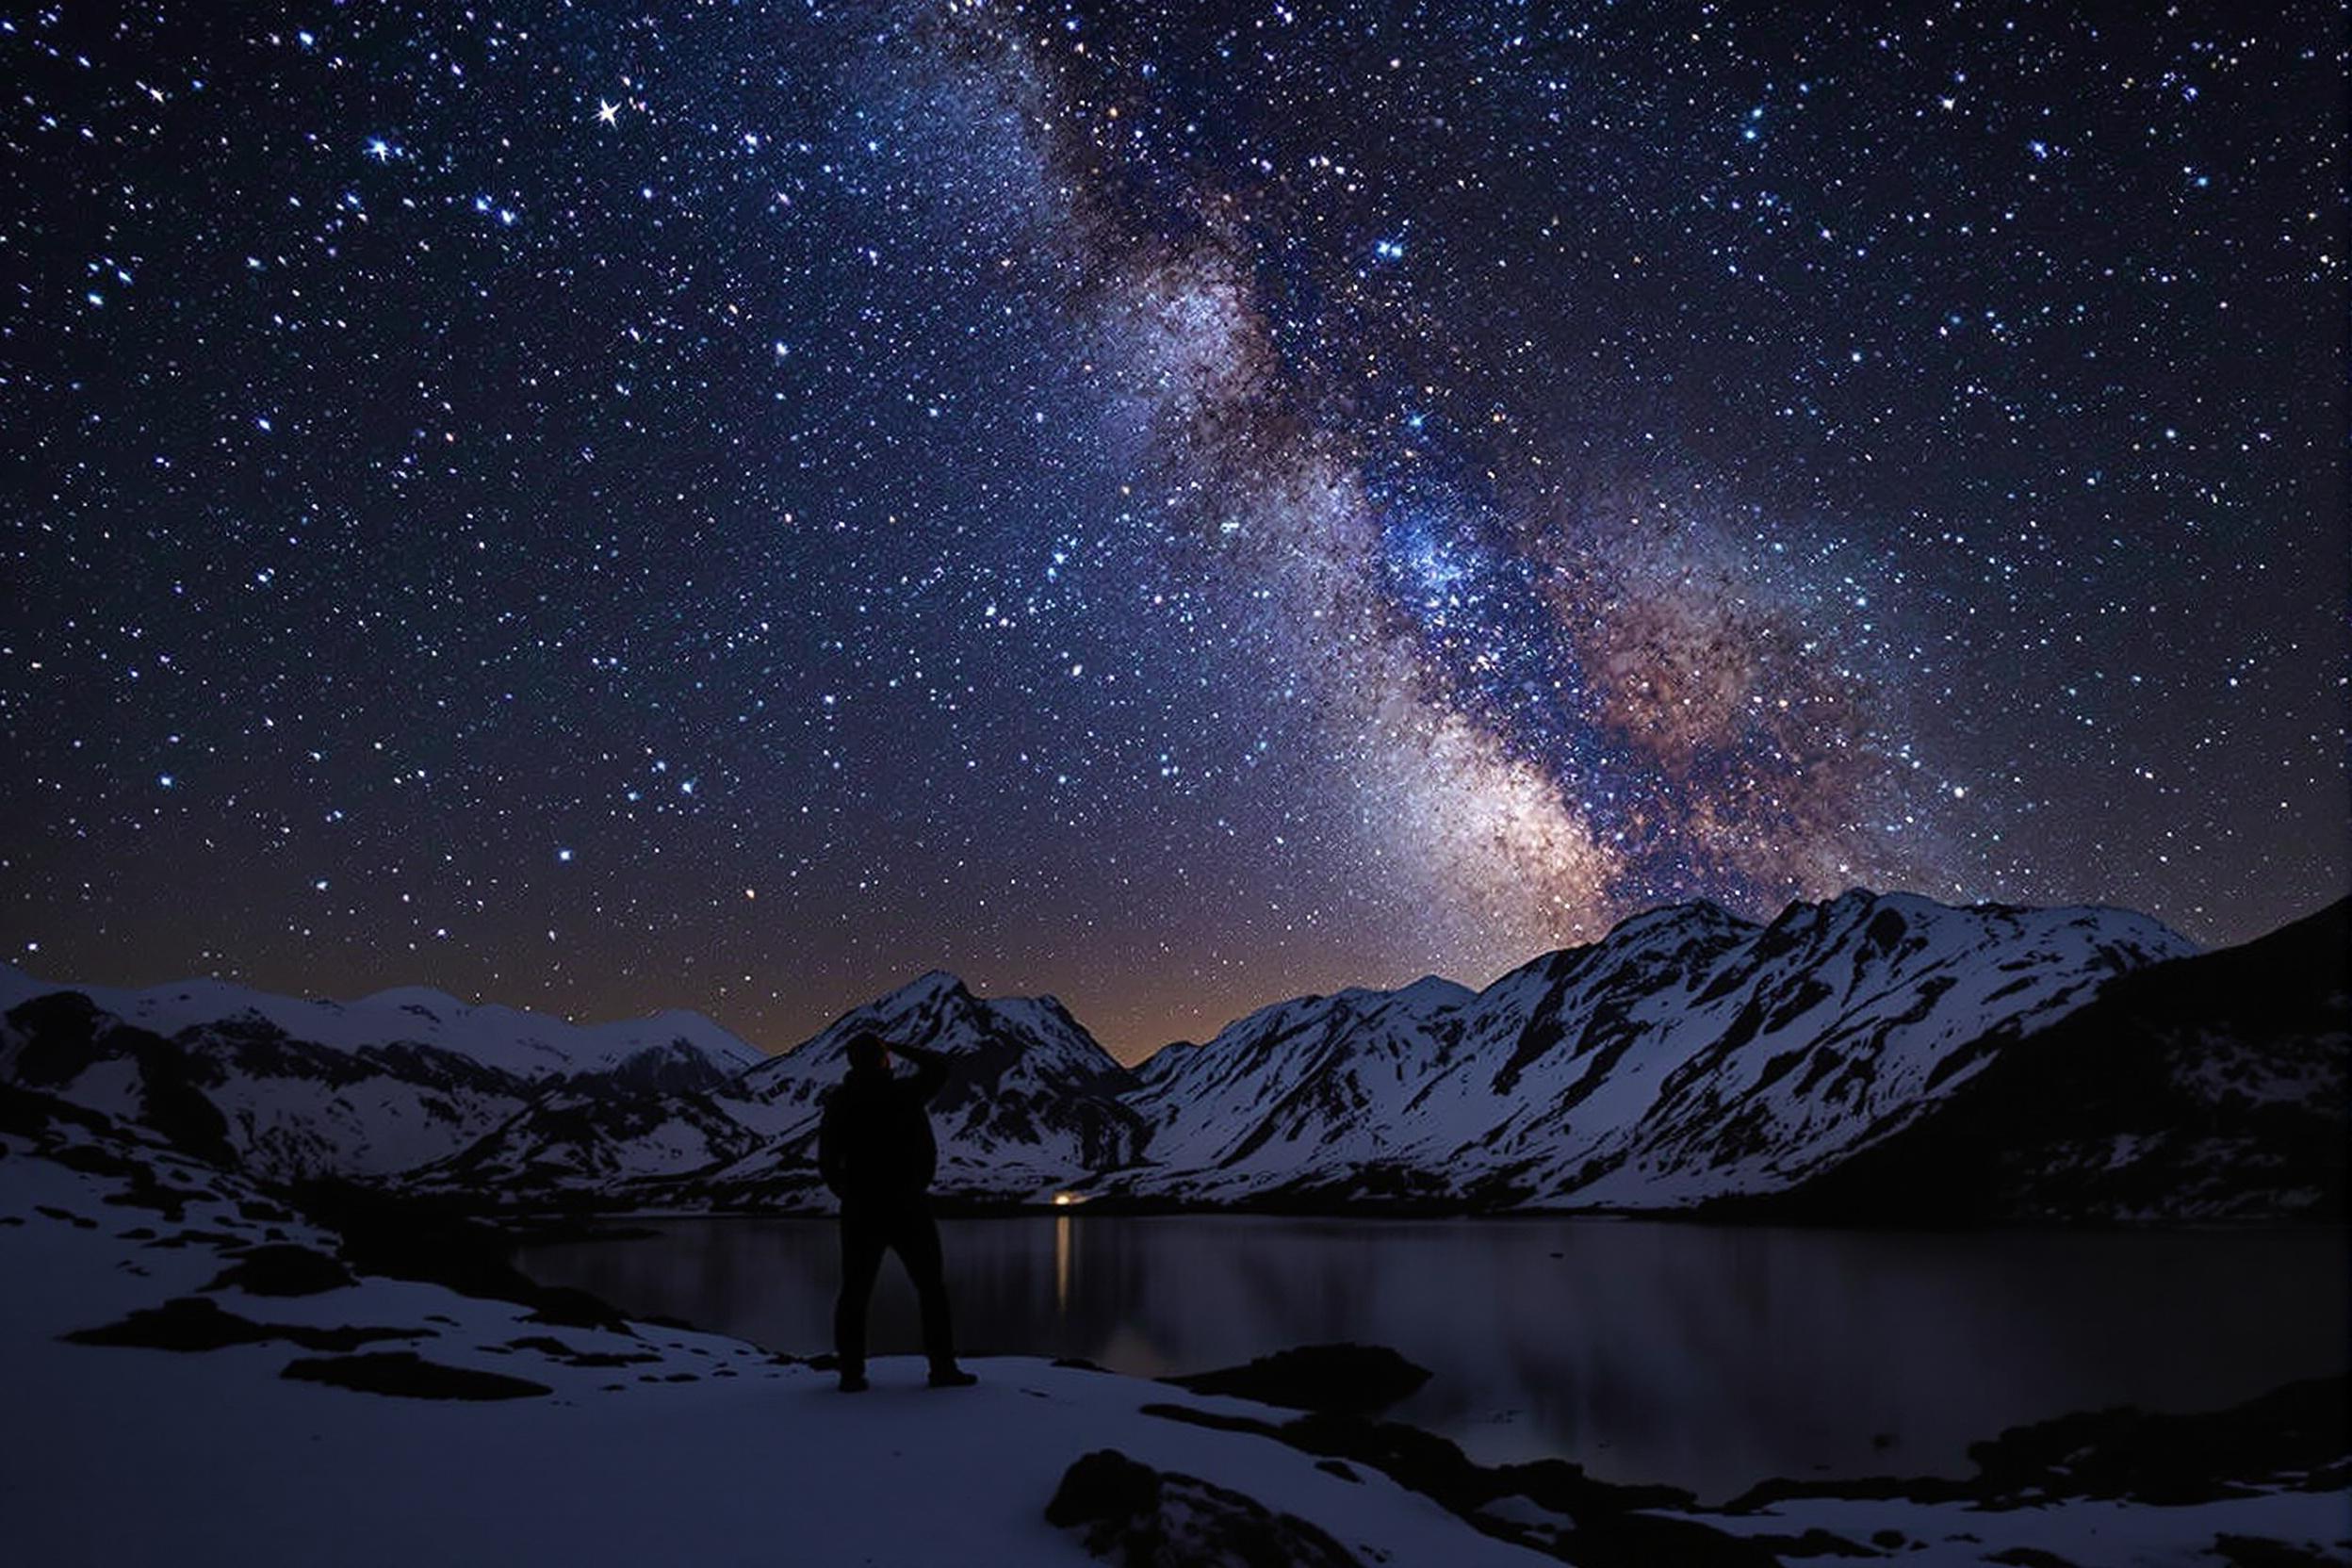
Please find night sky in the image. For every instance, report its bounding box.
[6,2,2344,1061]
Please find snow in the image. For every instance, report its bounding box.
[1694,1491,2352,1567]
[1108,890,2199,1209]
[8,1111,2343,1568]
[0,1124,1541,1568]
[0,892,2214,1212]
[0,962,766,1079]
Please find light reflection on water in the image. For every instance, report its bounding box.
[518,1215,2348,1500]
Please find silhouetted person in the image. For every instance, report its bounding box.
[817,1033,976,1393]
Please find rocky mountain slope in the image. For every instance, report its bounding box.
[0,969,760,1183]
[1723,897,2349,1222]
[420,971,1148,1207]
[1102,891,2197,1208]
[7,889,2335,1217]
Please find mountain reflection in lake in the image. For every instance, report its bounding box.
[517,1215,2346,1500]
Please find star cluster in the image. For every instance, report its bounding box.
[4,1,2344,1059]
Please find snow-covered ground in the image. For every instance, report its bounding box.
[0,1104,1537,1566]
[6,1089,2344,1567]
[1700,1492,2352,1568]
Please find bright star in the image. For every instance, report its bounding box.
[596,99,620,126]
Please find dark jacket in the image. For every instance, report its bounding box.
[817,1052,948,1204]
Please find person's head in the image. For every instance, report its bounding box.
[844,1034,890,1074]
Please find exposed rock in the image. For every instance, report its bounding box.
[502,1333,659,1368]
[286,1181,634,1332]
[1166,1343,1431,1414]
[1737,898,2349,1224]
[1726,1376,2350,1511]
[61,1296,425,1353]
[1744,1527,1878,1557]
[2210,1535,2347,1568]
[1045,1447,1363,1567]
[204,1243,355,1297]
[280,1350,551,1400]
[1138,1402,1774,1567]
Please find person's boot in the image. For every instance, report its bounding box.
[839,1368,870,1393]
[927,1365,978,1389]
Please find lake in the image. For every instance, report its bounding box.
[517,1215,2348,1501]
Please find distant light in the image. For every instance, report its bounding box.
[557,847,574,862]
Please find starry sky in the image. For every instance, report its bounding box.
[5,1,2345,1062]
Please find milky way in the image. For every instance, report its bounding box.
[5,2,2344,1058]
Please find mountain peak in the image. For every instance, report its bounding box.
[1332,973,1475,1015]
[1396,972,1471,1000]
[356,984,473,1019]
[1604,898,1752,939]
[885,970,972,1005]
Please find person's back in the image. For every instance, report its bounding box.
[818,1055,939,1206]
[816,1033,974,1393]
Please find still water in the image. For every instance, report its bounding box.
[519,1215,2347,1500]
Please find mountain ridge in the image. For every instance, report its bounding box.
[3,890,2335,1218]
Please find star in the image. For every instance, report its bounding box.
[0,0,2338,1061]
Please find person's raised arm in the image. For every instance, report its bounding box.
[891,1041,951,1101]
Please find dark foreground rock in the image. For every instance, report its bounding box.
[2209,1533,2348,1568]
[284,1180,635,1332]
[61,1296,427,1353]
[280,1350,552,1400]
[203,1242,356,1297]
[1727,1374,2352,1511]
[1046,1447,1364,1567]
[1165,1343,1433,1414]
[1140,1401,1778,1567]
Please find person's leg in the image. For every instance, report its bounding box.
[889,1203,968,1382]
[833,1207,887,1388]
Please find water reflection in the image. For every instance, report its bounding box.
[1054,1212,1071,1315]
[518,1216,2347,1500]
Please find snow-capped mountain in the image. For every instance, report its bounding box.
[1120,971,1488,1194]
[702,971,1151,1199]
[8,889,2311,1216]
[1738,896,2348,1222]
[0,966,762,1182]
[429,972,1151,1206]
[1102,890,2197,1207]
[0,966,763,1080]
